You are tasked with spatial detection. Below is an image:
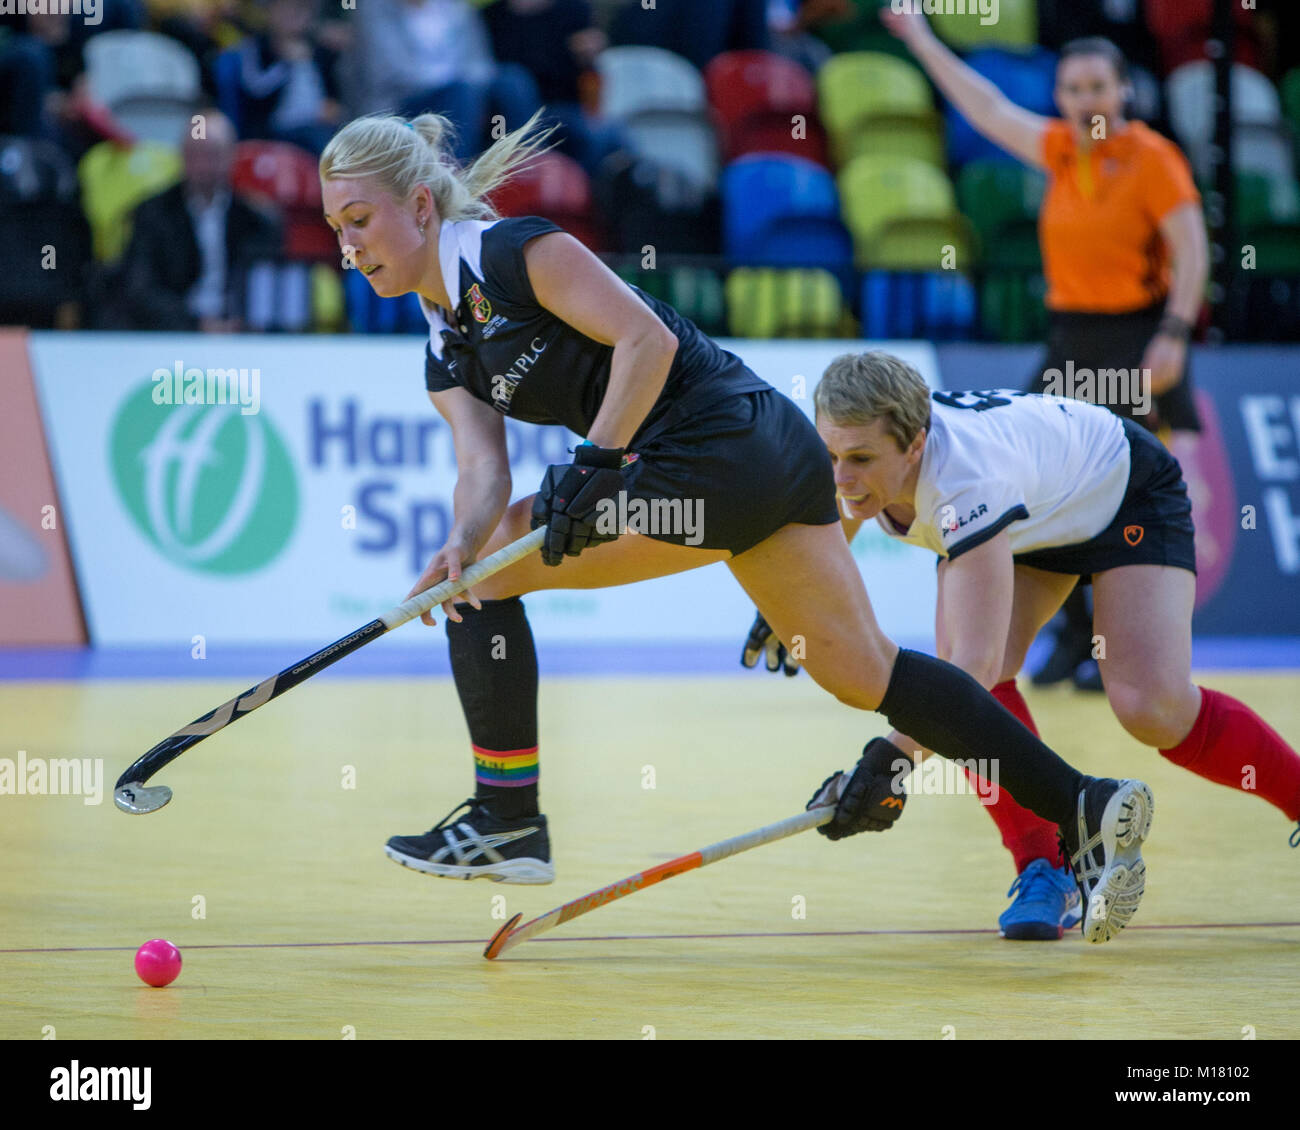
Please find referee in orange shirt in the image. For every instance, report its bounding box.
[883,10,1210,688]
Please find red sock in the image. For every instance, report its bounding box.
[962,680,1065,873]
[1160,687,1300,821]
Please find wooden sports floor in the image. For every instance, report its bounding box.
[2,670,1297,1040]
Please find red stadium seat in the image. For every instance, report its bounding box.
[1143,0,1262,74]
[704,50,826,164]
[231,140,336,262]
[489,151,605,251]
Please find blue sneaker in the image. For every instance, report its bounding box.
[998,858,1082,940]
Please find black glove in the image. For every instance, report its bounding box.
[530,443,627,567]
[740,609,801,676]
[807,737,911,840]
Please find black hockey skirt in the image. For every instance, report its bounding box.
[621,386,841,556]
[1027,301,1201,433]
[1012,417,1197,582]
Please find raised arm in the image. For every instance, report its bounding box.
[881,7,1050,170]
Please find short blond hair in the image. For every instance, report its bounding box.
[814,351,931,450]
[320,109,558,221]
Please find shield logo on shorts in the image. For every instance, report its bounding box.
[1124,525,1144,546]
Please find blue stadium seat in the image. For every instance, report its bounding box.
[344,267,426,334]
[722,155,844,262]
[861,271,976,341]
[944,47,1056,167]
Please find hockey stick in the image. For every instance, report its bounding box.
[483,804,836,959]
[113,526,546,815]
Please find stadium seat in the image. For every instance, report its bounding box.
[930,0,1036,51]
[1282,70,1300,147]
[704,50,821,164]
[980,271,1049,342]
[597,47,707,121]
[817,52,935,164]
[956,160,1045,244]
[667,266,727,336]
[724,267,852,338]
[835,114,945,167]
[860,271,976,341]
[490,151,604,250]
[620,110,720,192]
[595,151,722,254]
[83,31,201,145]
[722,154,840,256]
[311,263,346,333]
[1165,63,1282,154]
[77,140,183,263]
[869,216,975,271]
[837,154,958,267]
[808,0,906,58]
[231,141,336,262]
[944,47,1056,167]
[343,265,426,334]
[1144,0,1263,75]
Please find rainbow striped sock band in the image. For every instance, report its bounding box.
[474,745,539,788]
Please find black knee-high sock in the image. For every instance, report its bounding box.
[877,649,1084,826]
[445,597,539,819]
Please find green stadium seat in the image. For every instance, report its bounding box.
[1244,224,1300,274]
[956,160,1045,243]
[1282,69,1300,145]
[667,266,727,336]
[980,271,1048,343]
[808,0,900,57]
[930,0,1037,52]
[724,267,853,338]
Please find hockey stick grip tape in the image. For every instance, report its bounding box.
[379,527,546,631]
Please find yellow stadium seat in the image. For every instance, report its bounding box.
[867,216,977,271]
[724,267,854,338]
[311,264,346,333]
[836,115,946,168]
[837,154,958,266]
[77,140,182,263]
[929,0,1037,51]
[817,52,935,162]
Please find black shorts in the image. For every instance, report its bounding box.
[1012,418,1197,582]
[1027,303,1201,433]
[623,386,840,555]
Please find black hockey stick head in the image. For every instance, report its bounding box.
[114,781,173,814]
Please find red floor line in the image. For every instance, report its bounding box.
[3,920,1299,955]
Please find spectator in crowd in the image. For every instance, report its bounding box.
[349,0,541,163]
[609,0,769,70]
[232,0,343,155]
[0,14,56,139]
[767,0,837,74]
[481,0,624,175]
[116,111,280,330]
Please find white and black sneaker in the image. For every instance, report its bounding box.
[1062,777,1155,944]
[385,798,554,884]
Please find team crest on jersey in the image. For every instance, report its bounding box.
[1124,525,1144,546]
[466,283,492,323]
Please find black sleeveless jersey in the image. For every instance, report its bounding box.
[420,216,769,440]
